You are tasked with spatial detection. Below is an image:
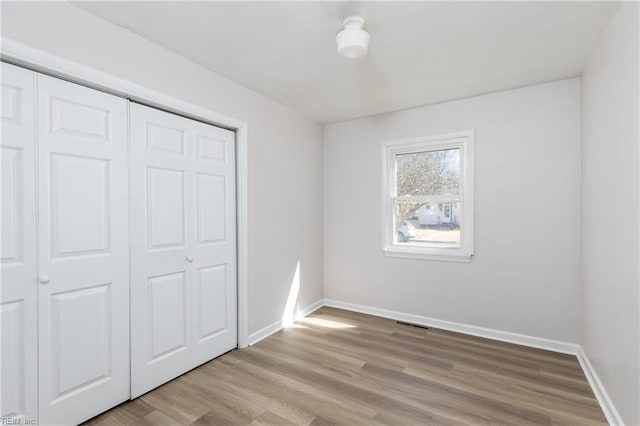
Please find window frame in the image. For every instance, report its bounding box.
[381,130,474,262]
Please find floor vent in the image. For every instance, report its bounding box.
[396,321,431,330]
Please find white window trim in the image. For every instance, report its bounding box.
[381,130,474,262]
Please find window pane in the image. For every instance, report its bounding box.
[394,200,461,247]
[396,148,460,196]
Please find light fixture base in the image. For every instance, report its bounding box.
[342,15,365,29]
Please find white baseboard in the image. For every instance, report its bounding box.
[247,299,324,346]
[576,347,624,426]
[248,298,621,425]
[323,299,580,355]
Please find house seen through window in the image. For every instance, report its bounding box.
[395,148,461,246]
[382,131,474,262]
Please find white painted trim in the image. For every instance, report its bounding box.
[576,347,625,426]
[1,39,243,129]
[323,299,579,355]
[320,299,626,424]
[1,38,250,350]
[247,321,283,347]
[383,249,471,263]
[380,130,475,262]
[247,299,325,346]
[235,126,249,348]
[323,299,624,424]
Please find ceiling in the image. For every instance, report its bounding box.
[74,1,619,123]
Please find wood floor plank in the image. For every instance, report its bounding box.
[84,307,607,425]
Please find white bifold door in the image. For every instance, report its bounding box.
[130,103,237,397]
[1,62,38,423]
[1,63,130,425]
[36,75,131,424]
[1,63,237,422]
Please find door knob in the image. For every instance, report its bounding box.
[186,256,194,263]
[39,275,50,284]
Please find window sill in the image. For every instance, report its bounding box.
[383,248,472,263]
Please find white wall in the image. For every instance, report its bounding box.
[581,2,640,424]
[324,79,581,343]
[0,2,325,336]
[4,9,638,420]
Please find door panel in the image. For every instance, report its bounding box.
[131,104,236,397]
[197,264,228,341]
[148,271,187,362]
[49,97,111,141]
[1,301,27,416]
[130,106,193,397]
[147,166,186,250]
[50,154,111,257]
[50,284,112,398]
[197,173,226,244]
[190,119,236,366]
[1,148,24,263]
[146,122,185,156]
[37,74,130,425]
[0,62,37,423]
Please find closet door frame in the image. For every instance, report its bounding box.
[1,40,250,349]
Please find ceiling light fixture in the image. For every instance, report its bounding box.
[336,15,370,59]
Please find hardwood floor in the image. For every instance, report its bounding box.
[85,307,606,425]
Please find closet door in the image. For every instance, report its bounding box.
[130,103,236,398]
[36,75,130,424]
[130,105,194,397]
[189,118,236,367]
[1,62,37,423]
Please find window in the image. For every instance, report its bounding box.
[381,131,474,262]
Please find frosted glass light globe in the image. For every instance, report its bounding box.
[336,15,370,59]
